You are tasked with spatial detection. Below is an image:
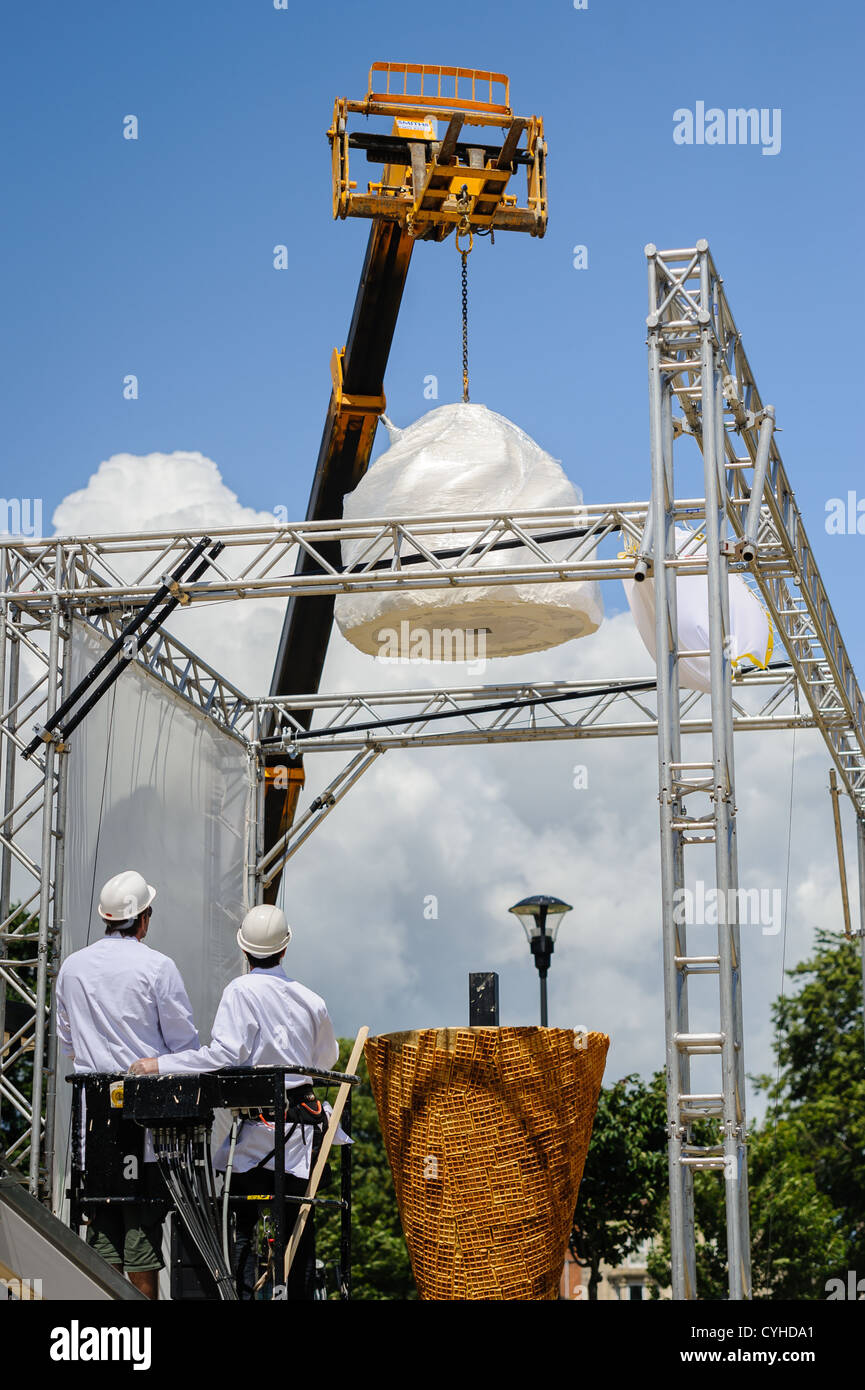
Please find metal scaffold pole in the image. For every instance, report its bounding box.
[28,572,63,1195]
[700,247,750,1299]
[42,663,70,1205]
[0,602,19,1130]
[647,248,697,1300]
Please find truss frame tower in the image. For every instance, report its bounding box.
[646,242,749,1299]
[2,244,864,1302]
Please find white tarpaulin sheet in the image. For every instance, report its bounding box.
[335,403,604,658]
[622,527,773,693]
[53,621,249,1211]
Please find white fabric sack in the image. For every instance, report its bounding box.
[334,403,603,659]
[622,527,772,693]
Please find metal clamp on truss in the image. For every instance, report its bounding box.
[27,724,68,754]
[159,573,194,606]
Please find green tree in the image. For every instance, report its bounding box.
[755,929,865,1274]
[570,1070,668,1298]
[315,1038,417,1300]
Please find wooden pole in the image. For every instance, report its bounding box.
[829,769,853,939]
[283,1025,369,1283]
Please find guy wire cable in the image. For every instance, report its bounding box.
[84,679,118,946]
[65,682,118,1198]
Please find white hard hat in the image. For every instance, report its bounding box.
[98,870,156,922]
[237,904,292,957]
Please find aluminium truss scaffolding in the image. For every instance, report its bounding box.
[1,243,863,1299]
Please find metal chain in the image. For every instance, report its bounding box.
[461,250,469,403]
[455,182,472,404]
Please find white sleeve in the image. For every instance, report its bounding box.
[312,1008,340,1073]
[157,987,257,1074]
[154,958,200,1055]
[55,968,74,1059]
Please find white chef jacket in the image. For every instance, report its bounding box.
[56,932,199,1165]
[56,933,199,1072]
[156,964,340,1178]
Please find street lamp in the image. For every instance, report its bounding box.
[508,895,572,1026]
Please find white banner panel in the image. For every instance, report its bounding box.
[53,621,250,1211]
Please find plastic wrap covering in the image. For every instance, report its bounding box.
[622,528,773,693]
[365,1026,609,1300]
[53,622,249,1213]
[334,403,604,658]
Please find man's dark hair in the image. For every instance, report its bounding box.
[105,910,147,939]
[105,920,138,938]
[244,950,284,970]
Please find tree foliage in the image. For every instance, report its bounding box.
[755,929,865,1273]
[570,1070,668,1298]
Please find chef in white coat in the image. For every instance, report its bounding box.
[56,868,199,1299]
[130,903,339,1299]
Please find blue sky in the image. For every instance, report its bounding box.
[3,1,865,1074]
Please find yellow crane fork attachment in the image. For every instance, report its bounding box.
[328,61,547,239]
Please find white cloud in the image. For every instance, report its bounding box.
[52,450,272,536]
[52,450,285,692]
[38,449,859,1122]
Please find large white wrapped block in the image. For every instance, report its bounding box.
[622,528,773,692]
[334,403,604,659]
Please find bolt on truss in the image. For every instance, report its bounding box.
[1,244,864,1304]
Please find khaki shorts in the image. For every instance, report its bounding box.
[88,1204,166,1272]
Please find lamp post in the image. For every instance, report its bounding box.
[508,895,572,1026]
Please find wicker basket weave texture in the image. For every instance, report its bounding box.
[365,1026,609,1300]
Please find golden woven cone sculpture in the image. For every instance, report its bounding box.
[365,1026,609,1300]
